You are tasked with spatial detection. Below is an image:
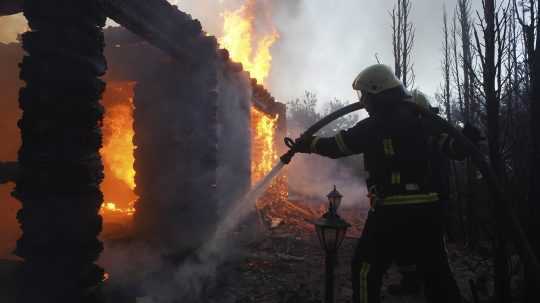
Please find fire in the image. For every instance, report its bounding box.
[251,105,289,219]
[219,0,279,84]
[251,107,278,184]
[103,201,135,216]
[99,82,138,219]
[100,98,136,189]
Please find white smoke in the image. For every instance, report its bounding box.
[286,128,369,209]
[100,162,285,302]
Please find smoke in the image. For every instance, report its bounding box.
[286,125,369,209]
[101,159,284,302]
[101,239,231,302]
[271,0,303,18]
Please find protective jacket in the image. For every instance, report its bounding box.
[311,102,464,207]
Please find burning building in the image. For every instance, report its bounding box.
[98,26,287,254]
[0,0,287,300]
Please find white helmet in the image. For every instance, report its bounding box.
[352,64,402,95]
[410,89,430,109]
[410,89,439,114]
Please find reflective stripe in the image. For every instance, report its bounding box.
[310,136,321,153]
[359,262,370,303]
[335,132,353,155]
[383,138,395,156]
[405,183,420,191]
[381,192,439,205]
[391,172,401,184]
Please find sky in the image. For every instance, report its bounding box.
[0,0,483,110]
[172,0,483,109]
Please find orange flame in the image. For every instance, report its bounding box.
[99,82,138,219]
[251,107,288,210]
[100,98,136,189]
[251,107,278,184]
[219,0,279,84]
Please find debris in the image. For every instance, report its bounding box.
[270,218,283,229]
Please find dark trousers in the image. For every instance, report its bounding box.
[351,202,461,303]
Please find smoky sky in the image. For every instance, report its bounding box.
[176,0,483,111]
[1,0,483,110]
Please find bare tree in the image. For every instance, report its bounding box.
[514,0,540,301]
[528,1,540,299]
[459,0,475,123]
[391,0,415,88]
[473,1,512,301]
[452,9,465,121]
[442,5,453,123]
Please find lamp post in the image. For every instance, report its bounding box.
[313,185,351,303]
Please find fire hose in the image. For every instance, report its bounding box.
[280,101,540,283]
[280,101,364,164]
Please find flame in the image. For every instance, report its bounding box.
[102,272,110,283]
[100,98,136,189]
[102,201,136,216]
[251,107,278,184]
[251,105,289,215]
[219,0,279,84]
[99,82,138,219]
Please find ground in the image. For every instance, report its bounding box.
[0,200,518,303]
[156,199,503,303]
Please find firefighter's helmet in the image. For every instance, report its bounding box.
[352,64,402,95]
[410,89,439,114]
[411,89,430,109]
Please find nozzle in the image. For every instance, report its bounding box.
[280,149,296,164]
[280,137,297,164]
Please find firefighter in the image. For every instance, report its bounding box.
[292,64,469,303]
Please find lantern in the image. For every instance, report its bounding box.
[313,186,351,303]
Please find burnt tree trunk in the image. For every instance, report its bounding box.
[14,1,107,302]
[443,6,452,124]
[391,0,414,88]
[482,1,510,301]
[459,0,473,123]
[401,0,409,87]
[526,1,540,301]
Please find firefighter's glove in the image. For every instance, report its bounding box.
[462,123,484,144]
[292,135,315,154]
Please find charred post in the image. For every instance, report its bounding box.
[13,0,107,301]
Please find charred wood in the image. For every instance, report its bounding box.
[13,0,107,302]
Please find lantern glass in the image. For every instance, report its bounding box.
[327,185,343,214]
[324,228,338,251]
[315,223,349,253]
